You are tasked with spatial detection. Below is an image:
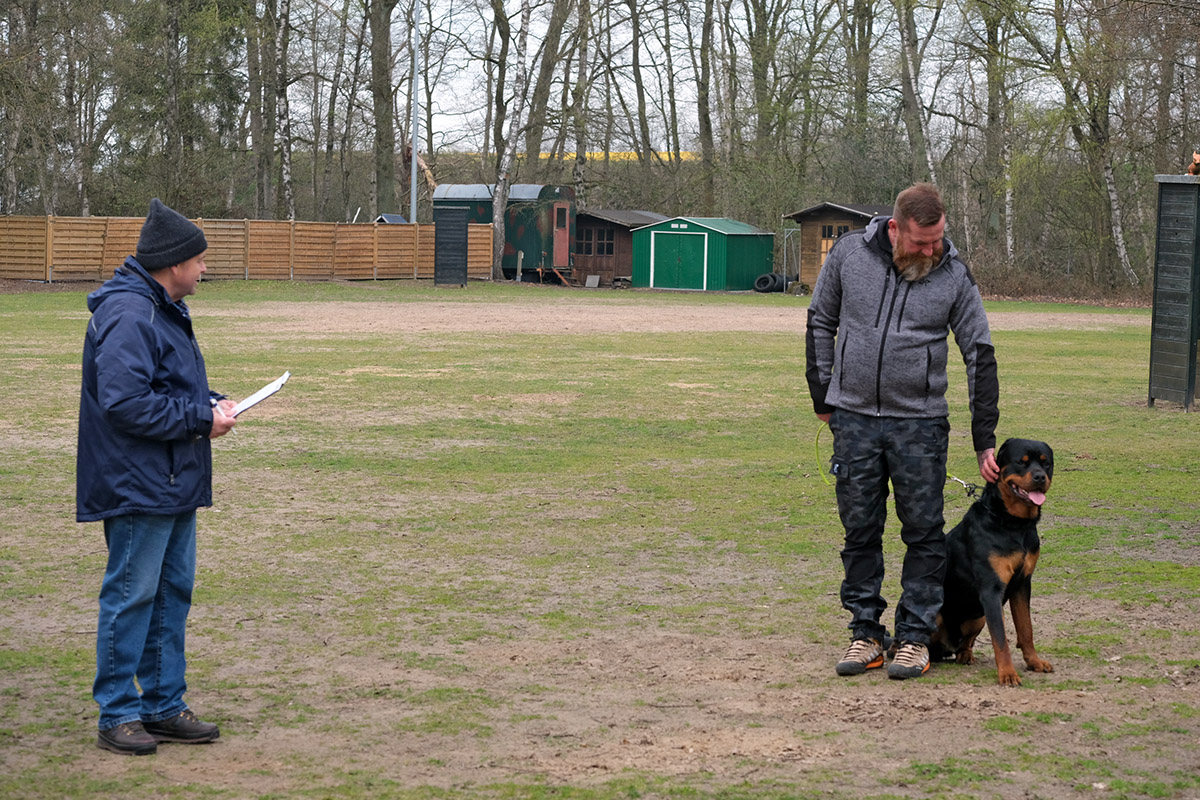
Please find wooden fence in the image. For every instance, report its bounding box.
[0,216,494,282]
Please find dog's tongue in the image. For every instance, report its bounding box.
[1028,491,1046,506]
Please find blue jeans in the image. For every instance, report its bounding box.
[94,512,196,731]
[829,410,949,645]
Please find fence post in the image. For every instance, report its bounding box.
[244,219,250,279]
[290,220,296,280]
[197,219,205,280]
[45,216,54,282]
[102,217,112,280]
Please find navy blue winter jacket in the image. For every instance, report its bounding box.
[76,257,220,522]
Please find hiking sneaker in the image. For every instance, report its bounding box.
[97,721,157,756]
[836,637,885,676]
[142,709,220,743]
[887,641,931,679]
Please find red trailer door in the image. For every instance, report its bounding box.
[553,203,570,268]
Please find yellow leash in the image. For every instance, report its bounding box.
[814,421,831,485]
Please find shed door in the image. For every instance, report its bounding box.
[553,203,570,268]
[651,231,706,290]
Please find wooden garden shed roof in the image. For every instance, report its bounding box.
[782,202,892,222]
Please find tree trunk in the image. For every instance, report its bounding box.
[523,0,571,179]
[1103,159,1139,286]
[276,0,295,219]
[340,12,370,221]
[745,0,784,158]
[895,0,935,182]
[488,0,511,173]
[660,0,681,161]
[1003,141,1014,263]
[695,0,716,213]
[369,0,399,217]
[321,0,352,220]
[842,0,873,131]
[1153,28,1178,174]
[571,0,591,211]
[717,0,739,163]
[246,2,265,218]
[492,0,533,280]
[980,1,1005,248]
[626,0,654,161]
[164,3,183,204]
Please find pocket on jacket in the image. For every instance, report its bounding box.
[168,438,203,484]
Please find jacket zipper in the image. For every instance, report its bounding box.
[874,273,903,414]
[895,280,912,330]
[873,269,890,328]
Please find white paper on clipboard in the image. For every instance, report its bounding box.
[232,371,290,416]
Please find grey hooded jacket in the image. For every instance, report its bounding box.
[805,216,998,452]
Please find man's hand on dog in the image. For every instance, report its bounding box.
[977,447,998,483]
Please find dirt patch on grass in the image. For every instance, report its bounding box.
[1,278,1150,335]
[200,297,1148,335]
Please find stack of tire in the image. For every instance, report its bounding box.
[753,272,786,293]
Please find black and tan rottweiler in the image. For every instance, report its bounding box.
[931,438,1055,686]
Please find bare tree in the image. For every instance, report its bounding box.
[686,0,718,212]
[571,0,592,210]
[491,0,533,279]
[894,0,941,182]
[523,0,573,179]
[319,0,354,219]
[627,0,656,160]
[1010,0,1139,286]
[369,0,400,216]
[277,0,296,219]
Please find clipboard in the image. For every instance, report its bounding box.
[232,371,290,417]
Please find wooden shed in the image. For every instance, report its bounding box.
[782,202,891,288]
[432,183,575,282]
[574,209,667,286]
[631,217,774,291]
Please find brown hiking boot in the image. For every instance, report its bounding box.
[97,721,157,756]
[142,709,220,743]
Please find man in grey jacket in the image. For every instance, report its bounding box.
[805,183,1000,680]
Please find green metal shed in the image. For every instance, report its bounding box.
[631,217,774,291]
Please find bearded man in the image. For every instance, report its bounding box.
[804,182,1000,680]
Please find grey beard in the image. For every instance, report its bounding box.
[898,259,936,282]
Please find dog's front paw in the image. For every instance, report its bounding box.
[1026,657,1054,673]
[955,649,975,665]
[996,666,1022,686]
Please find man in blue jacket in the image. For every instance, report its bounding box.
[805,183,1000,680]
[78,198,237,755]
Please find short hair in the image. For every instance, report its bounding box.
[893,183,945,228]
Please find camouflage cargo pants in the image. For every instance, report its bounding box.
[828,409,950,645]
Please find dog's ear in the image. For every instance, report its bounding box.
[995,439,1013,472]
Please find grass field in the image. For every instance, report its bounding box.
[1,280,1198,799]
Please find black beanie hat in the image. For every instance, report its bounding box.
[136,198,208,270]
